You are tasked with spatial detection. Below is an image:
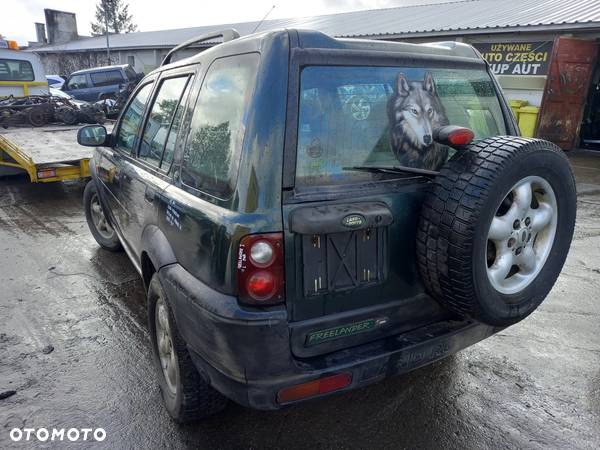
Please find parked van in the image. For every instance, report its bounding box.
[62,64,142,102]
[0,39,48,98]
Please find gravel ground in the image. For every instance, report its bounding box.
[1,151,599,449]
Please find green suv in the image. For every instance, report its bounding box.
[78,29,576,422]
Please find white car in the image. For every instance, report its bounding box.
[46,75,65,89]
[50,87,88,108]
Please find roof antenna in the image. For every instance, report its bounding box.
[252,5,276,34]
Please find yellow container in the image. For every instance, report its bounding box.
[509,99,528,122]
[518,105,540,137]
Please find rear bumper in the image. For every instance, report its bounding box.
[159,263,498,410]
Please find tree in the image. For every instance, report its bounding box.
[91,0,138,35]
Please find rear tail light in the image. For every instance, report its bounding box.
[237,233,284,305]
[37,168,57,179]
[433,125,475,147]
[277,373,353,404]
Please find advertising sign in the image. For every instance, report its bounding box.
[474,41,554,76]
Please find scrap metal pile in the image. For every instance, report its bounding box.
[0,94,106,128]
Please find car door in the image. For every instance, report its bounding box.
[94,79,155,259]
[117,70,195,257]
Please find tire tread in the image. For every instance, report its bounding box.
[416,136,573,324]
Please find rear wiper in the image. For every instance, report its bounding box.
[343,165,439,178]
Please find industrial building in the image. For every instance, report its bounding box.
[27,0,600,150]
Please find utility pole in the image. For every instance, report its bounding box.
[104,0,111,64]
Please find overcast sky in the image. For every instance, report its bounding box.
[3,0,455,46]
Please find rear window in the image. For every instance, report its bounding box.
[0,58,34,81]
[90,70,124,87]
[296,66,507,187]
[181,53,259,198]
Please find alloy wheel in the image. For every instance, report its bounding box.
[486,175,558,295]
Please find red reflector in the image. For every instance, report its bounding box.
[447,128,475,146]
[37,169,57,179]
[247,271,276,300]
[277,373,352,404]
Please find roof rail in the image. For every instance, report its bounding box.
[161,28,240,66]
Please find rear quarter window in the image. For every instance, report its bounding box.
[181,53,259,199]
[90,70,124,87]
[296,65,507,187]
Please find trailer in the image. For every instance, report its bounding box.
[0,125,92,182]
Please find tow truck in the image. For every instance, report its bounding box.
[0,37,93,183]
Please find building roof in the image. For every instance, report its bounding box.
[32,0,600,53]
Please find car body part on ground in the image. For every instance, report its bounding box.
[80,28,576,421]
[0,91,106,128]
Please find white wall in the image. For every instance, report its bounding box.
[116,48,202,75]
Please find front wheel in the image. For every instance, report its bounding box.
[147,274,227,422]
[83,180,122,252]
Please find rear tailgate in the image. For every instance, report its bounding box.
[282,56,509,357]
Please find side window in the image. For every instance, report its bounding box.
[138,76,190,168]
[116,83,153,153]
[90,70,124,87]
[162,80,193,169]
[67,74,88,89]
[181,53,259,198]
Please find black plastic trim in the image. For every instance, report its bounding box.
[290,201,393,234]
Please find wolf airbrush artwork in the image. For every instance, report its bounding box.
[387,72,450,171]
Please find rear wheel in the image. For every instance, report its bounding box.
[417,137,576,326]
[83,180,122,252]
[147,274,227,422]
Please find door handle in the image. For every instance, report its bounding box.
[144,187,156,203]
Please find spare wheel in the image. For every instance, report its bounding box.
[417,136,577,326]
